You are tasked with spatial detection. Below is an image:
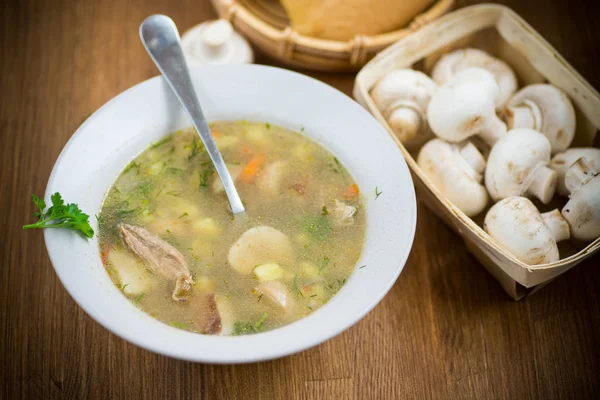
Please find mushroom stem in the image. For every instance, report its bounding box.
[564,157,599,194]
[505,99,542,131]
[458,142,486,175]
[478,115,507,147]
[541,209,571,242]
[385,101,423,142]
[525,166,558,204]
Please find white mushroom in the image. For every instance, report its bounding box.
[417,138,488,217]
[504,84,576,153]
[561,158,600,241]
[331,199,356,226]
[370,69,438,143]
[484,197,570,265]
[427,67,507,146]
[431,48,518,108]
[550,148,600,196]
[256,280,293,310]
[228,226,294,274]
[485,128,557,204]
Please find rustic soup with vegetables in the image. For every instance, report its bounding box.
[98,121,366,335]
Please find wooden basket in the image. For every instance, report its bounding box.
[353,4,600,300]
[210,0,455,71]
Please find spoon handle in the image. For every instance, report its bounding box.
[140,14,245,215]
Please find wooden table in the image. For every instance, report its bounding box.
[1,0,599,398]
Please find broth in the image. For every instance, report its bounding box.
[98,121,366,335]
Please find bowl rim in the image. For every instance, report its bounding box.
[43,64,417,363]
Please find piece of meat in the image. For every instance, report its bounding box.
[196,293,222,335]
[120,223,193,301]
[332,199,356,226]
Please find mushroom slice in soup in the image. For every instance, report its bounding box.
[120,224,194,301]
[256,280,293,311]
[228,226,294,274]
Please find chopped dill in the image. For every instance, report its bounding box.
[178,212,189,219]
[374,186,382,200]
[152,136,172,148]
[134,293,145,303]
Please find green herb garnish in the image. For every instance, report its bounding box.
[22,193,94,238]
[199,168,213,190]
[152,135,172,148]
[123,161,140,175]
[301,215,332,242]
[232,313,269,336]
[178,212,189,219]
[332,157,348,184]
[170,321,190,330]
[188,137,206,160]
[321,206,328,216]
[134,293,145,303]
[293,274,304,297]
[374,186,382,200]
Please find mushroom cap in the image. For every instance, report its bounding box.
[484,197,560,265]
[417,138,488,217]
[228,226,294,274]
[561,169,600,242]
[485,128,556,203]
[505,84,576,153]
[370,69,438,142]
[427,67,506,145]
[550,148,600,196]
[431,48,518,108]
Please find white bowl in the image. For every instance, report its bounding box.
[44,65,416,363]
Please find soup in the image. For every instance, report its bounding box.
[98,121,366,335]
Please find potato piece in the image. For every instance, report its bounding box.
[245,124,268,144]
[253,263,284,282]
[215,135,240,150]
[212,164,243,194]
[228,226,294,274]
[215,295,235,335]
[108,249,151,296]
[299,261,320,278]
[192,218,222,238]
[194,276,215,292]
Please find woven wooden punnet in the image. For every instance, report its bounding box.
[354,4,600,299]
[210,0,455,71]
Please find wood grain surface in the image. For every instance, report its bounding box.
[1,0,599,399]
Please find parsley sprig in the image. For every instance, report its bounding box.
[22,193,94,238]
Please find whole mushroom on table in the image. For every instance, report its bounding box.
[369,47,599,266]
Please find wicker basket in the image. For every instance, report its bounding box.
[353,4,600,300]
[210,0,455,71]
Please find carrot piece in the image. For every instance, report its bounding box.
[344,184,360,200]
[211,130,220,138]
[100,242,111,266]
[239,154,265,183]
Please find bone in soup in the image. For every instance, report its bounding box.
[98,121,366,335]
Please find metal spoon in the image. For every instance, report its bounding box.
[140,14,245,215]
